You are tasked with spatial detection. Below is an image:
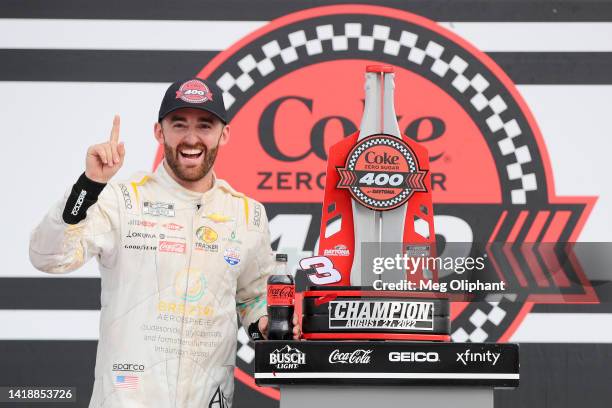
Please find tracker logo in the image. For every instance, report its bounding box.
[269,345,306,369]
[388,351,440,363]
[456,349,500,366]
[112,362,145,372]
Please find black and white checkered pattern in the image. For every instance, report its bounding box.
[214,21,538,205]
[236,327,255,364]
[451,294,517,342]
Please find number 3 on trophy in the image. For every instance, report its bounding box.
[299,256,342,285]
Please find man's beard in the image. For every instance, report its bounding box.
[164,139,220,182]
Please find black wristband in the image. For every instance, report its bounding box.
[248,320,265,341]
[62,173,107,224]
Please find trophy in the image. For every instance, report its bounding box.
[255,66,519,403]
[300,65,450,341]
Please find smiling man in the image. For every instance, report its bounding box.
[29,78,299,408]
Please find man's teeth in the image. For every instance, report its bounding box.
[181,149,203,155]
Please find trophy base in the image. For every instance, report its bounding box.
[301,286,451,341]
[302,333,450,341]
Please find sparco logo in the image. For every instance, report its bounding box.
[151,4,595,402]
[253,203,262,227]
[112,363,145,372]
[70,189,87,216]
[269,345,306,369]
[328,349,372,364]
[329,300,433,330]
[456,349,500,366]
[119,184,132,209]
[389,351,440,363]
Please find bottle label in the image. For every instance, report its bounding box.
[267,285,295,306]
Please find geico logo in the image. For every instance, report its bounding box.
[388,351,440,362]
[112,363,145,371]
[269,353,306,365]
[70,190,87,216]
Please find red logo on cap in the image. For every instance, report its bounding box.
[175,79,214,104]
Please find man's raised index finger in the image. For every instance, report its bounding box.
[110,115,121,142]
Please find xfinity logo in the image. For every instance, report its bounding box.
[456,349,500,366]
[328,349,372,364]
[70,189,87,216]
[269,345,306,369]
[388,351,440,363]
[112,362,145,372]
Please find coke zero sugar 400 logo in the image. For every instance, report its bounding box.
[337,134,427,210]
[153,4,595,403]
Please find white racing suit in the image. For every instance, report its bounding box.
[29,163,274,407]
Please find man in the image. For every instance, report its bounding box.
[29,78,299,407]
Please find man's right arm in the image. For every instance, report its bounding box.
[29,115,125,273]
[29,175,120,274]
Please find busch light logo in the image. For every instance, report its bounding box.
[328,349,372,364]
[269,345,306,369]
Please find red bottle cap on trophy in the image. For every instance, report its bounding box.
[365,64,394,73]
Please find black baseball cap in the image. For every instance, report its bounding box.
[158,78,228,124]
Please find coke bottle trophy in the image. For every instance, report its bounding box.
[302,65,450,341]
[255,66,519,408]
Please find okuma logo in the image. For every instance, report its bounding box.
[152,4,595,402]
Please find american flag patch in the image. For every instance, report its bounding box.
[114,375,139,389]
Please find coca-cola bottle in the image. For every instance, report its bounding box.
[267,253,295,340]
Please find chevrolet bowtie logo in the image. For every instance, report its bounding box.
[203,213,234,223]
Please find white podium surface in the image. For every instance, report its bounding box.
[279,385,493,408]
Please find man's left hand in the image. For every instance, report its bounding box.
[258,314,301,340]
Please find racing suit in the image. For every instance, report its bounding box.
[29,163,274,407]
